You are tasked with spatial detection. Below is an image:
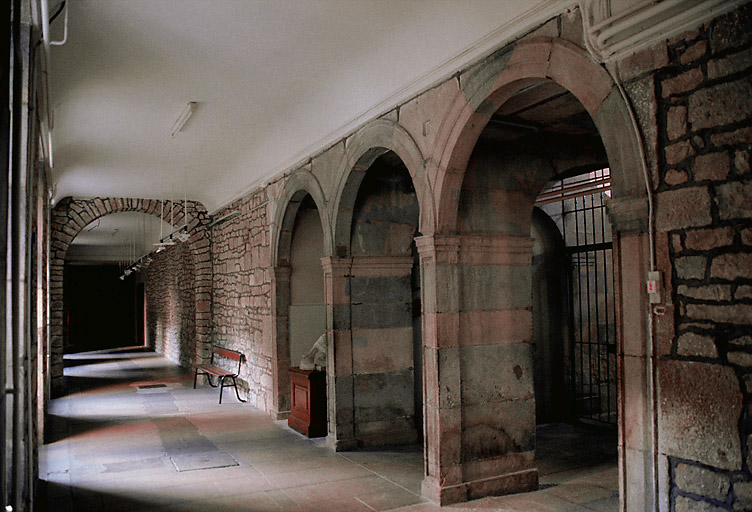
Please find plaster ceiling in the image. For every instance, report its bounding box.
[49,0,562,215]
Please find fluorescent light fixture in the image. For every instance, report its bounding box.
[171,102,197,138]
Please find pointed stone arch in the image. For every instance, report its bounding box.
[48,196,210,396]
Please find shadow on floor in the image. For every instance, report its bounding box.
[40,348,618,512]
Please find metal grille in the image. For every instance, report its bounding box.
[538,169,617,426]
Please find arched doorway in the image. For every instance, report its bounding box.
[48,197,210,395]
[273,188,328,423]
[328,149,424,450]
[423,38,650,506]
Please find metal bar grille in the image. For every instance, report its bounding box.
[549,168,617,427]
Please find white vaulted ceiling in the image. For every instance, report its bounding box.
[49,0,566,215]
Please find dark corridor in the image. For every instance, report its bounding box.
[64,264,141,353]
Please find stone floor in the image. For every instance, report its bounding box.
[39,347,619,511]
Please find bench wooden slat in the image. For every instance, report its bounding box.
[214,347,243,361]
[196,364,234,377]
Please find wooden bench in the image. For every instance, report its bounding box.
[193,346,247,404]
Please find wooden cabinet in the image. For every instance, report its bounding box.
[288,367,327,437]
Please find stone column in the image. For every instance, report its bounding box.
[349,255,416,447]
[419,234,538,505]
[270,266,292,419]
[322,256,355,450]
[607,196,658,512]
[416,235,463,504]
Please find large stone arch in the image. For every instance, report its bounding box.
[430,37,647,233]
[419,37,653,507]
[49,197,210,396]
[330,118,433,255]
[268,171,331,418]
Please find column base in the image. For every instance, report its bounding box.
[326,434,357,451]
[326,427,418,452]
[270,408,290,420]
[422,468,538,506]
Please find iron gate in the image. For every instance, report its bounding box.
[538,169,617,426]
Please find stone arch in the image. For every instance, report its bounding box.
[431,37,647,233]
[420,37,653,507]
[272,170,332,265]
[48,196,210,396]
[269,171,331,418]
[331,118,433,255]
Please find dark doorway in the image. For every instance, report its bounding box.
[63,264,138,353]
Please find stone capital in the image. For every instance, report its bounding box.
[320,256,352,276]
[350,255,413,277]
[607,195,649,234]
[415,234,460,264]
[458,234,534,266]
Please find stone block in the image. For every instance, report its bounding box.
[458,188,535,237]
[429,346,462,409]
[689,78,752,131]
[684,227,734,251]
[694,152,730,181]
[675,256,707,280]
[559,7,585,46]
[680,41,708,65]
[459,343,533,405]
[665,140,695,165]
[460,398,535,463]
[735,150,751,175]
[662,68,703,97]
[618,40,668,80]
[458,265,530,311]
[400,78,460,159]
[665,169,688,185]
[311,142,344,202]
[353,370,414,423]
[677,285,732,302]
[458,308,532,346]
[655,187,712,231]
[460,43,515,110]
[728,351,752,367]
[460,450,535,482]
[351,327,413,375]
[657,359,742,470]
[674,462,730,502]
[708,47,752,80]
[622,355,649,450]
[667,104,688,141]
[735,480,752,511]
[677,332,718,358]
[715,181,752,220]
[735,286,752,300]
[349,275,411,303]
[674,495,726,512]
[711,253,752,280]
[710,4,752,53]
[351,302,411,329]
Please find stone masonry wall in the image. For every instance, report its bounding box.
[648,6,752,511]
[209,182,282,410]
[146,242,196,368]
